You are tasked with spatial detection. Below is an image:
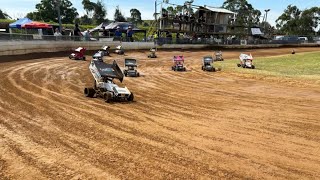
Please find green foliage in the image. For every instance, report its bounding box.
[26,0,78,24]
[0,9,11,19]
[130,9,142,25]
[81,0,107,25]
[0,19,15,23]
[216,52,320,80]
[222,0,261,27]
[114,6,126,22]
[276,6,320,35]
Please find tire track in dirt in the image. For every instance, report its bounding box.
[1,48,320,179]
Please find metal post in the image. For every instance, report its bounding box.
[264,9,270,33]
[160,1,163,30]
[55,0,62,32]
[155,0,157,32]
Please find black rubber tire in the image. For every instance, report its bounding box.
[183,67,186,71]
[83,57,86,61]
[242,64,246,68]
[212,68,216,72]
[128,93,134,102]
[237,64,241,67]
[104,92,112,103]
[84,87,95,98]
[202,66,204,70]
[137,72,140,77]
[69,55,72,59]
[252,65,255,69]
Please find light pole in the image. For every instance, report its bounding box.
[264,9,270,31]
[55,0,62,32]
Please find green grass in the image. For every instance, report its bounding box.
[215,51,320,81]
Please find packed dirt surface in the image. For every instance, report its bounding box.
[0,47,320,179]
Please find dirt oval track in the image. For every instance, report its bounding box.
[0,47,320,179]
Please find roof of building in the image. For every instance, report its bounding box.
[203,6,235,14]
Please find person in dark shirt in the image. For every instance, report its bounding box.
[61,27,66,35]
[126,26,134,42]
[102,26,108,37]
[73,24,82,41]
[114,26,122,41]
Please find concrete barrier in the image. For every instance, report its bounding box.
[0,41,156,56]
[0,40,319,56]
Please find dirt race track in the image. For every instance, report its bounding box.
[0,47,320,179]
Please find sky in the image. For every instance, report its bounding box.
[1,0,319,26]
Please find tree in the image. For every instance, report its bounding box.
[130,9,142,25]
[94,0,107,24]
[82,0,95,18]
[26,0,78,24]
[222,0,261,27]
[167,6,176,15]
[0,9,11,19]
[276,5,320,35]
[82,0,107,24]
[114,6,126,22]
[275,5,301,34]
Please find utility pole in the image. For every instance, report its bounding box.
[55,0,62,32]
[264,9,270,33]
[155,0,157,32]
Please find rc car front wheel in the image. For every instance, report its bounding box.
[128,93,134,102]
[252,65,255,69]
[84,87,95,98]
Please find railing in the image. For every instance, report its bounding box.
[1,33,319,46]
[155,37,320,45]
[0,32,148,42]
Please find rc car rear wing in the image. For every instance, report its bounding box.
[173,55,184,61]
[90,60,124,82]
[124,59,137,67]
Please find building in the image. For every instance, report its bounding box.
[159,5,235,36]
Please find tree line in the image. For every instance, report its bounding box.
[0,0,319,35]
[0,0,142,27]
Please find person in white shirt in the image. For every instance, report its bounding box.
[54,28,62,36]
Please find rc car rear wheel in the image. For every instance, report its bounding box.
[128,93,134,102]
[84,87,95,98]
[83,57,86,61]
[237,64,241,67]
[103,92,112,103]
[252,65,255,69]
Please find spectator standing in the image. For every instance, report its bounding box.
[61,27,66,35]
[176,32,180,44]
[54,28,62,36]
[126,26,134,42]
[153,32,158,45]
[102,26,109,37]
[73,24,82,41]
[114,26,122,41]
[84,29,91,41]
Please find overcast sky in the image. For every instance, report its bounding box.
[1,0,319,26]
